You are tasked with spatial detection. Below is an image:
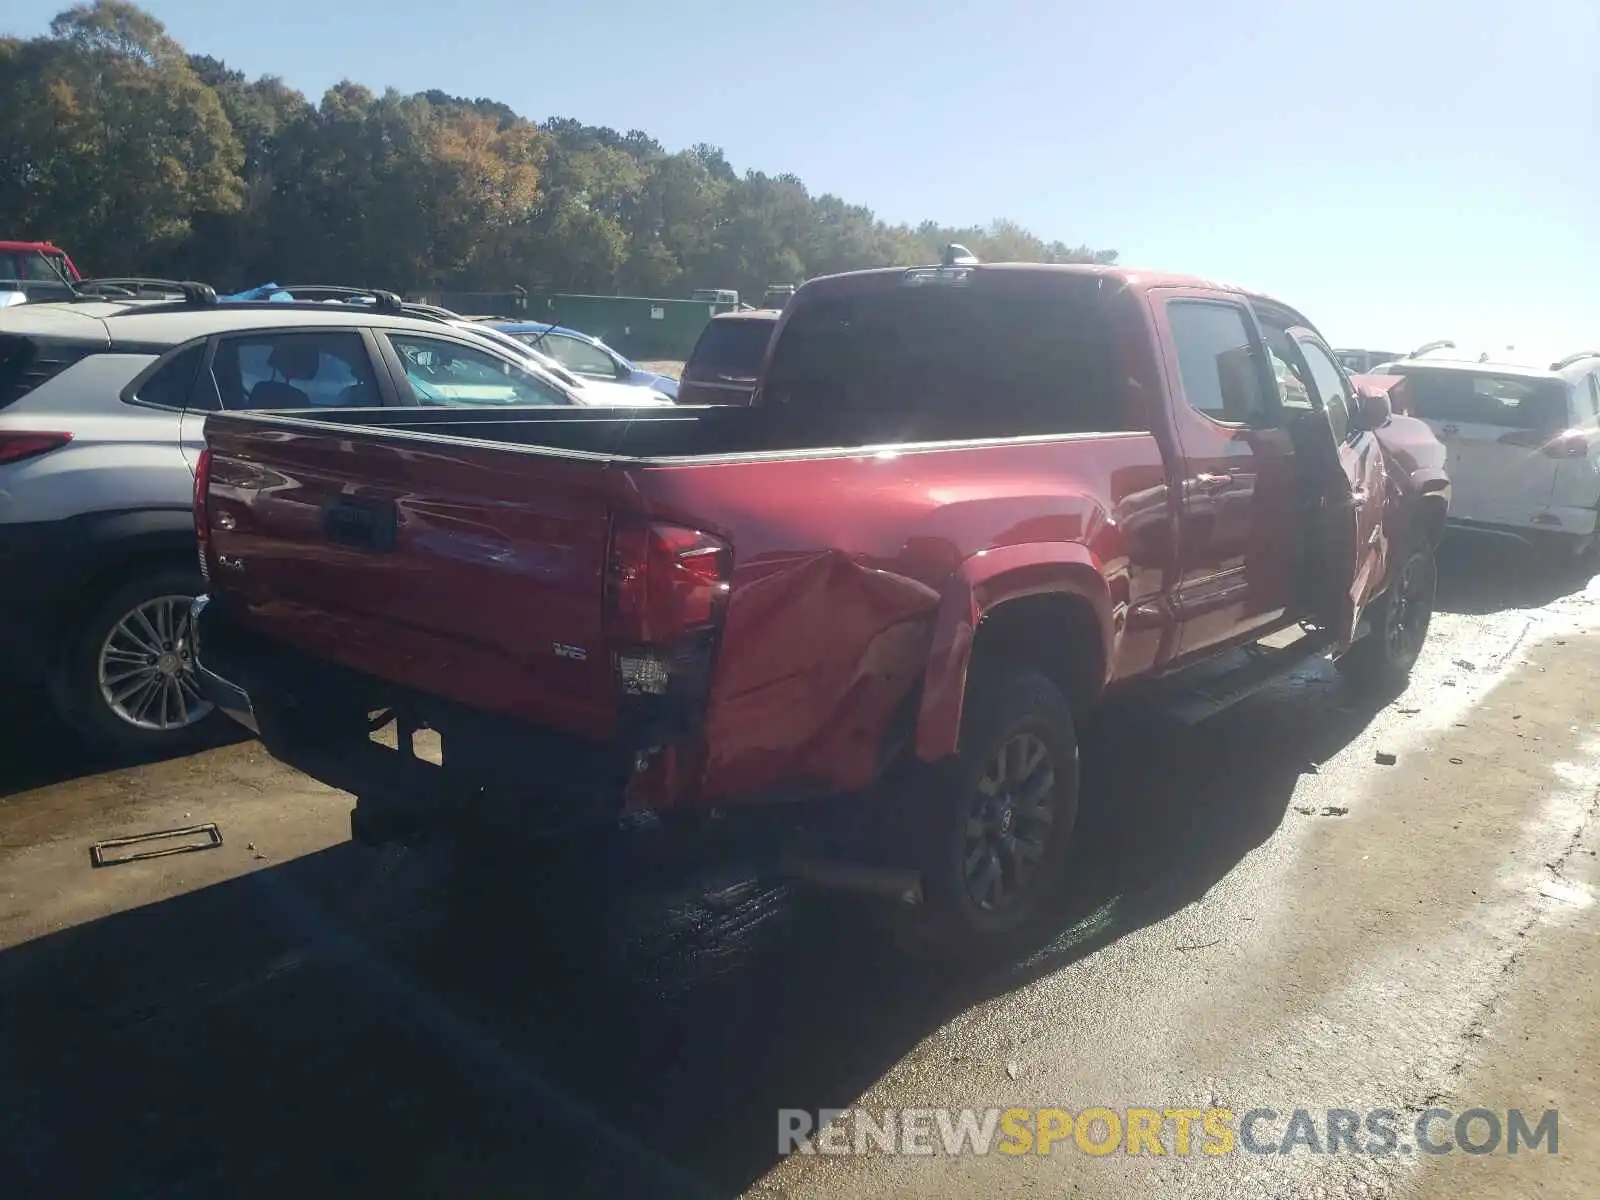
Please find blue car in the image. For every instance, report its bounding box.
[488,321,679,399]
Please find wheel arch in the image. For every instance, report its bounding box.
[913,544,1115,763]
[42,510,200,666]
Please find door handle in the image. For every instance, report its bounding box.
[1195,471,1234,492]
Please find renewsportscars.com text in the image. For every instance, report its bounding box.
[779,1106,1559,1158]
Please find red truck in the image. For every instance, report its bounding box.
[0,240,82,302]
[190,259,1448,959]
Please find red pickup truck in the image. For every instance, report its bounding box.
[191,259,1448,959]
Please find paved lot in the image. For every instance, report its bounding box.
[1,537,1597,1199]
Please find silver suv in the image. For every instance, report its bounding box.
[0,284,666,755]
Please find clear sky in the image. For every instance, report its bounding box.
[8,0,1597,358]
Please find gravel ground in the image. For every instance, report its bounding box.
[0,536,1596,1199]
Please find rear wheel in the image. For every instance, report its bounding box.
[54,566,222,757]
[1336,543,1436,692]
[891,668,1080,964]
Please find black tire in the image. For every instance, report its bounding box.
[1529,530,1597,573]
[53,564,224,758]
[1335,543,1436,692]
[890,667,1081,964]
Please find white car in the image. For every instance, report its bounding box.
[1371,348,1600,557]
[0,282,670,755]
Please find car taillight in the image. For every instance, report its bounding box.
[194,447,213,581]
[0,431,72,465]
[606,518,731,696]
[608,519,731,644]
[1542,430,1592,459]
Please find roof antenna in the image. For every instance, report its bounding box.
[942,243,980,268]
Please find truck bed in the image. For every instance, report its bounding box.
[241,402,1135,461]
[200,403,1161,804]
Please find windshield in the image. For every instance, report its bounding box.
[389,333,572,406]
[0,250,72,285]
[1392,367,1571,431]
[466,326,584,387]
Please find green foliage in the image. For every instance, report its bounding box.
[0,1,1116,293]
[2,2,243,271]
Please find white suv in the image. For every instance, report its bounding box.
[1372,348,1600,558]
[0,284,670,755]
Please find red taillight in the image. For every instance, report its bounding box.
[0,431,72,465]
[194,447,213,580]
[607,518,732,644]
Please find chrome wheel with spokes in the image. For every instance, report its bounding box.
[97,595,212,731]
[962,731,1058,914]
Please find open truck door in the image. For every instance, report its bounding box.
[1290,330,1391,652]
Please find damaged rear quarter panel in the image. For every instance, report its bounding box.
[622,432,1159,802]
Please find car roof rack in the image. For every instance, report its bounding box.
[1407,339,1455,358]
[1550,351,1600,372]
[73,277,218,305]
[398,301,466,322]
[941,243,980,267]
[273,286,469,324]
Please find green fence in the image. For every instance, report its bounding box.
[419,289,739,360]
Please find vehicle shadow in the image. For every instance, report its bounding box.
[0,666,1380,1198]
[0,681,247,801]
[1433,531,1597,616]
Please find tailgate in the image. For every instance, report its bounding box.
[202,415,620,741]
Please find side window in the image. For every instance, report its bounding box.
[543,334,619,378]
[0,255,18,281]
[127,344,205,410]
[1254,317,1315,411]
[1166,301,1272,424]
[1297,340,1354,442]
[387,334,570,406]
[211,331,381,410]
[1586,373,1600,422]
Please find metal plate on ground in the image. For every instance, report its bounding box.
[89,823,223,868]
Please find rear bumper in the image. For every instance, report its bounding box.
[190,594,643,828]
[187,595,917,893]
[1448,507,1600,542]
[192,606,259,734]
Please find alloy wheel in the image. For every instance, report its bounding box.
[97,595,214,731]
[961,731,1058,913]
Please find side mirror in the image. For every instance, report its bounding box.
[1355,387,1392,430]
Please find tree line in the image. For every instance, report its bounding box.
[1,1,1117,299]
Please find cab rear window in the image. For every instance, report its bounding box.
[761,280,1125,435]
